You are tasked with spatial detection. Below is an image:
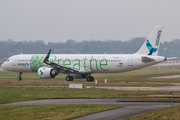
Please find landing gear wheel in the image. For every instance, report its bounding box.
[17,72,23,81]
[17,77,22,81]
[86,76,94,82]
[66,76,74,81]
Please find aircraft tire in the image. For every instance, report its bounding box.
[70,76,74,81]
[17,77,22,81]
[66,76,74,81]
[91,76,94,82]
[86,76,94,82]
[66,76,70,81]
[86,76,90,82]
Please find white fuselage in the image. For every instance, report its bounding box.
[2,54,165,74]
[1,26,166,81]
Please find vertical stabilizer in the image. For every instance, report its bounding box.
[135,26,163,56]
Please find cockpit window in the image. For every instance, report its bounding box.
[6,59,10,62]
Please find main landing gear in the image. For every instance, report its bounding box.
[17,72,23,81]
[86,76,94,82]
[65,75,94,82]
[66,76,74,81]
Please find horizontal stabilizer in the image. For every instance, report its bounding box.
[142,56,155,61]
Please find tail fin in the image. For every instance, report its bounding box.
[135,26,163,56]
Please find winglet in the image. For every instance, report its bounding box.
[44,49,51,62]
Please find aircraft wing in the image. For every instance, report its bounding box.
[43,49,91,74]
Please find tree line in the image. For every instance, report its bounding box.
[0,38,179,62]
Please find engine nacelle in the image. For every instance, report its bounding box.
[70,74,88,79]
[37,67,57,79]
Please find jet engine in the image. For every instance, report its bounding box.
[37,67,57,79]
[70,74,88,79]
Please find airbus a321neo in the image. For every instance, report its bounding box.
[2,26,166,82]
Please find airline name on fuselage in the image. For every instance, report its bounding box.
[29,55,122,72]
[52,56,122,71]
[17,63,29,66]
[155,30,162,46]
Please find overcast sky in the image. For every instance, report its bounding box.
[0,0,180,43]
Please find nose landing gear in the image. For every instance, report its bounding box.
[17,72,23,80]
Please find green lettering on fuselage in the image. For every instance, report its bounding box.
[83,57,88,71]
[58,59,62,64]
[63,59,71,65]
[100,59,108,71]
[49,55,56,63]
[73,59,80,70]
[90,56,98,70]
[55,56,109,71]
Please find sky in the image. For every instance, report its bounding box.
[0,0,180,43]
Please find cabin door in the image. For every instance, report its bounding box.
[12,57,17,66]
[128,56,133,66]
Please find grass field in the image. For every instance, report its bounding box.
[0,66,180,119]
[0,104,122,120]
[1,87,179,120]
[124,105,180,120]
[1,66,180,81]
[0,79,174,87]
[0,66,180,87]
[0,66,180,104]
[0,87,176,104]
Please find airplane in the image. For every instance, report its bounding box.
[2,26,166,82]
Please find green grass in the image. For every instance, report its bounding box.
[0,66,180,81]
[0,66,180,87]
[0,104,122,120]
[0,79,174,87]
[1,66,180,119]
[0,87,179,104]
[124,105,180,120]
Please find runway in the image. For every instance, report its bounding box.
[4,99,180,120]
[151,75,180,79]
